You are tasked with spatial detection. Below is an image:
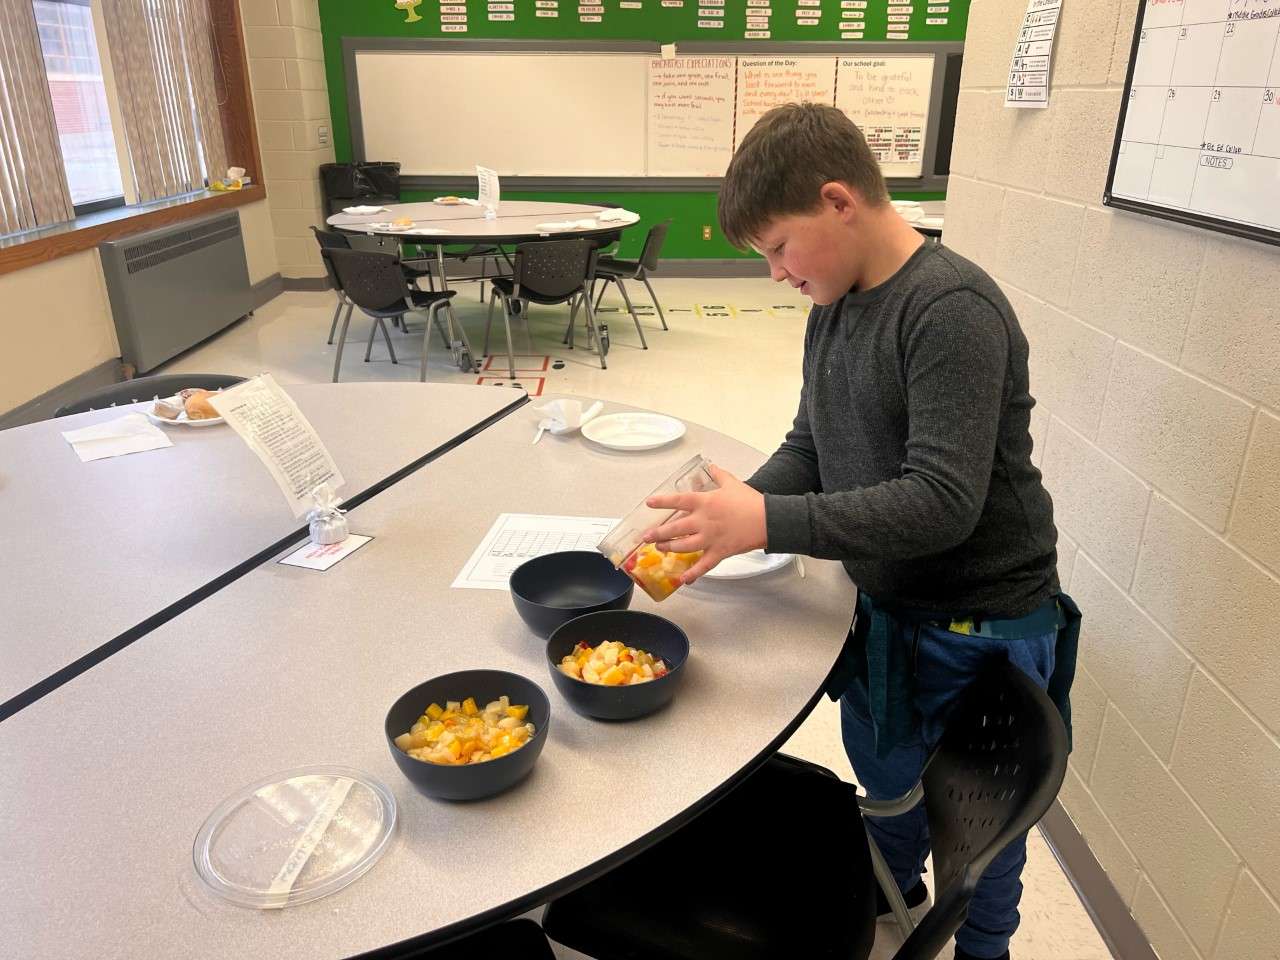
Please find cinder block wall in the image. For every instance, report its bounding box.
[241,0,333,279]
[946,2,1280,957]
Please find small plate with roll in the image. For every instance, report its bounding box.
[147,388,225,427]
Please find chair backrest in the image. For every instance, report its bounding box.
[321,248,409,313]
[512,238,594,302]
[893,657,1069,960]
[311,227,351,289]
[639,219,671,272]
[54,374,246,418]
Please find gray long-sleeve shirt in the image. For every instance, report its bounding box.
[746,242,1059,618]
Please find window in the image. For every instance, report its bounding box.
[34,0,125,213]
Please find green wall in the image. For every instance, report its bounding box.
[319,0,965,258]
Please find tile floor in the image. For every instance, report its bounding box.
[162,275,1114,960]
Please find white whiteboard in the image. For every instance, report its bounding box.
[356,51,649,176]
[354,49,938,181]
[836,56,933,178]
[1106,0,1280,243]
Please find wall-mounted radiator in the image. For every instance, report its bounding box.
[99,211,254,374]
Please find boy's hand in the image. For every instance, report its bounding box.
[641,465,767,584]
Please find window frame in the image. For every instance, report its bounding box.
[35,0,128,216]
[0,0,263,276]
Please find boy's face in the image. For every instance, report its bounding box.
[750,183,865,305]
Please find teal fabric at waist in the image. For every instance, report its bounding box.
[824,592,1082,759]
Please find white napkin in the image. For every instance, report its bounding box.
[342,205,387,215]
[532,399,603,442]
[61,413,174,463]
[597,208,639,223]
[535,219,598,233]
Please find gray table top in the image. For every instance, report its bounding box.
[0,382,524,714]
[326,201,637,244]
[0,397,856,959]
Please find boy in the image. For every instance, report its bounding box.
[642,103,1078,960]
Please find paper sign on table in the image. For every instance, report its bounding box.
[453,513,619,590]
[278,535,373,571]
[1004,0,1061,109]
[476,164,500,212]
[207,374,345,517]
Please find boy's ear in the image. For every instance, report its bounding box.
[819,181,860,220]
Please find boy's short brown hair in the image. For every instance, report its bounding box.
[718,102,889,249]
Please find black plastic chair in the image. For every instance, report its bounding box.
[313,227,434,344]
[322,248,476,382]
[485,238,605,379]
[391,918,556,959]
[54,374,246,418]
[542,752,879,960]
[861,656,1069,959]
[590,219,672,337]
[542,657,1068,960]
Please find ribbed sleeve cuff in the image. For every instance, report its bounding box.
[763,494,812,556]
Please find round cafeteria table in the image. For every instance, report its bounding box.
[0,392,857,959]
[326,201,640,373]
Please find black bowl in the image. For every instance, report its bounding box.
[546,610,690,720]
[510,551,634,639]
[385,670,550,801]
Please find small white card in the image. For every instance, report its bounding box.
[278,535,372,571]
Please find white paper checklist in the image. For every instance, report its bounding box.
[452,514,619,590]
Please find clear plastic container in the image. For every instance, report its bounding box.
[598,455,718,602]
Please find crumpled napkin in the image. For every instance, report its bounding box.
[596,208,639,223]
[535,219,598,233]
[61,412,174,462]
[531,399,604,443]
[342,205,387,215]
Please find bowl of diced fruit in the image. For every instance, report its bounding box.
[385,669,550,800]
[546,610,689,720]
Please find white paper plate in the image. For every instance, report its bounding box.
[433,196,465,205]
[581,412,685,451]
[702,550,794,580]
[147,412,224,427]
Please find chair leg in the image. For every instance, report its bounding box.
[448,299,479,372]
[641,273,668,331]
[594,276,608,311]
[865,827,915,940]
[616,278,647,349]
[500,296,518,380]
[327,297,342,345]
[478,256,488,303]
[420,306,436,382]
[382,317,398,363]
[484,288,499,356]
[364,317,379,362]
[582,290,607,371]
[566,295,579,349]
[331,304,353,383]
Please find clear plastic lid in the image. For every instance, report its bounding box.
[597,454,717,567]
[193,765,396,910]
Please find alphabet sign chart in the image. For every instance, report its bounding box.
[1107,0,1280,243]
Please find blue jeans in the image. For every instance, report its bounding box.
[840,622,1057,959]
